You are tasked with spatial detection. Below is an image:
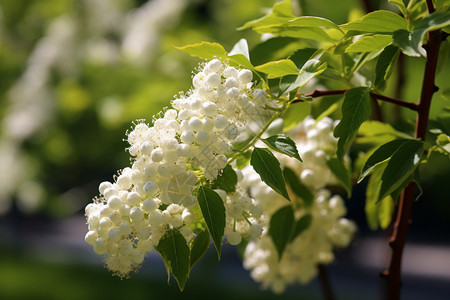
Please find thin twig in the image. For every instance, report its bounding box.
[318,264,336,300]
[293,89,418,111]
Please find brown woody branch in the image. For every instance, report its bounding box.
[293,89,419,111]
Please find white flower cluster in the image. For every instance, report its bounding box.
[215,171,264,246]
[241,116,356,294]
[85,59,269,276]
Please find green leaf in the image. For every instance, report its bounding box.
[262,134,302,161]
[197,186,226,259]
[189,230,210,270]
[389,0,408,17]
[342,10,408,33]
[283,167,314,207]
[228,39,253,69]
[235,151,252,169]
[393,11,450,57]
[289,48,318,68]
[334,87,372,159]
[251,148,290,200]
[287,16,343,33]
[282,101,311,131]
[359,139,409,182]
[269,205,295,259]
[365,162,394,230]
[326,156,352,197]
[238,0,293,30]
[254,59,299,78]
[156,229,190,291]
[358,120,412,140]
[345,35,393,53]
[374,45,400,90]
[176,42,227,59]
[212,165,238,193]
[289,214,313,242]
[379,140,424,200]
[279,59,327,94]
[254,25,335,42]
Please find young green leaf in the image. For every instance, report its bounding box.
[289,214,313,242]
[287,16,343,33]
[345,35,393,53]
[254,59,299,78]
[359,139,410,183]
[389,0,408,17]
[374,45,400,90]
[269,205,295,259]
[334,87,371,159]
[282,101,311,131]
[212,165,238,193]
[197,186,226,259]
[228,39,253,69]
[156,229,191,291]
[235,151,252,169]
[326,156,352,197]
[379,139,424,200]
[262,134,302,161]
[289,48,318,69]
[189,230,210,270]
[279,59,327,94]
[176,42,227,60]
[238,0,293,31]
[255,26,335,42]
[251,148,290,200]
[342,10,408,33]
[283,167,314,207]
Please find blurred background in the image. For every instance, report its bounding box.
[0,0,449,299]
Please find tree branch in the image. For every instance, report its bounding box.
[318,264,336,300]
[293,89,418,111]
[383,22,442,300]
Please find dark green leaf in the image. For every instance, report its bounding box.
[374,45,400,90]
[197,186,226,259]
[156,229,190,291]
[269,205,295,259]
[262,134,302,161]
[326,156,352,197]
[283,167,314,207]
[379,140,424,200]
[189,230,210,270]
[289,214,313,242]
[251,148,290,200]
[334,87,371,159]
[212,165,238,193]
[359,139,408,183]
[289,48,318,68]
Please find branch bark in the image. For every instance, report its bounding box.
[383,3,442,298]
[318,264,336,300]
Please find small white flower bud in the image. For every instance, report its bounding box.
[223,66,238,78]
[170,214,183,228]
[119,204,130,216]
[206,73,221,88]
[202,102,217,116]
[181,130,195,144]
[182,210,195,224]
[214,115,228,129]
[130,207,144,222]
[238,69,253,83]
[188,117,202,131]
[205,59,222,73]
[148,210,163,226]
[142,198,157,212]
[140,142,154,156]
[226,87,240,99]
[195,131,209,145]
[143,180,159,195]
[227,232,242,245]
[119,222,133,235]
[150,148,164,162]
[94,238,107,254]
[107,196,122,210]
[108,228,121,243]
[176,144,190,156]
[99,181,112,195]
[85,231,98,246]
[127,192,141,206]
